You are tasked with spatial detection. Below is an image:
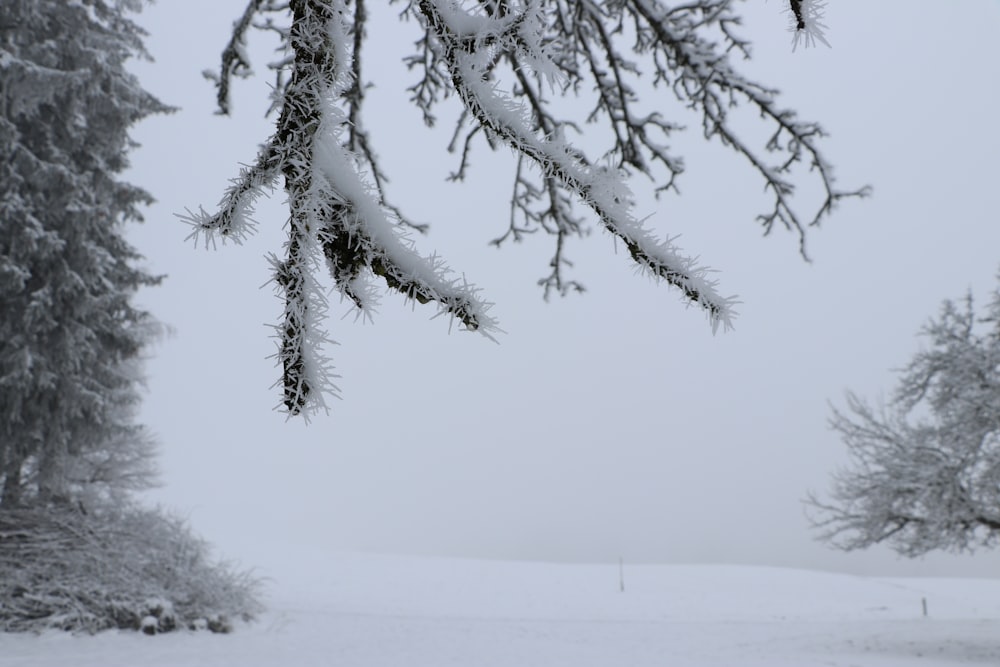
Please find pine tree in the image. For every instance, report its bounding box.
[810,279,1000,557]
[189,0,865,416]
[1,2,263,633]
[0,0,168,508]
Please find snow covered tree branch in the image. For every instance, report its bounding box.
[188,0,498,415]
[809,281,1000,557]
[192,0,865,416]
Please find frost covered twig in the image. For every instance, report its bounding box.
[0,506,261,633]
[418,0,735,328]
[207,0,284,115]
[787,0,830,50]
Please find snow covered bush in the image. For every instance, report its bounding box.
[0,505,261,634]
[189,0,864,416]
[810,278,1000,556]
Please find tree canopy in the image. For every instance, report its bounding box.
[810,280,1000,557]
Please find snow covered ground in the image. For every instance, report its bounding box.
[3,551,999,667]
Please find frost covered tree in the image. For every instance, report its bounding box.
[0,1,261,633]
[810,280,1000,557]
[189,0,862,416]
[0,0,168,508]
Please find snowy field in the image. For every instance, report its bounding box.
[3,552,999,667]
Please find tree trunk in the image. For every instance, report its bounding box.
[0,450,25,508]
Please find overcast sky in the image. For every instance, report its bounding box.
[124,1,1000,578]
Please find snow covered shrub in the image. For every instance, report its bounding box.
[0,505,261,634]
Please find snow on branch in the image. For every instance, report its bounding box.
[205,0,286,115]
[192,0,495,416]
[419,0,735,329]
[179,145,279,247]
[624,0,863,254]
[193,0,866,415]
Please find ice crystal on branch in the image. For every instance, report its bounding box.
[193,0,865,416]
[787,0,830,50]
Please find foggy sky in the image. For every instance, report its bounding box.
[125,1,1000,578]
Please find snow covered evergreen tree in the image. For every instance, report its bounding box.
[189,0,863,416]
[810,279,1000,556]
[0,1,261,633]
[0,0,168,508]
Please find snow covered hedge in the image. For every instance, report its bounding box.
[0,506,261,634]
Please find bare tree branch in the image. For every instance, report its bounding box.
[192,0,865,414]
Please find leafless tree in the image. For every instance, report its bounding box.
[810,284,1000,557]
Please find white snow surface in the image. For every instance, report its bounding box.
[3,551,999,666]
